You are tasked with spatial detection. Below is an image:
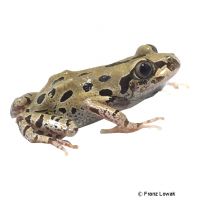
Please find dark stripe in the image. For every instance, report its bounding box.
[119,73,132,94]
[155,61,166,68]
[98,75,111,82]
[25,115,31,124]
[60,90,73,102]
[79,72,90,76]
[48,88,56,98]
[35,109,48,113]
[52,77,64,85]
[35,114,44,128]
[89,107,99,115]
[23,125,31,136]
[99,89,113,96]
[25,97,31,104]
[37,94,46,104]
[112,110,119,117]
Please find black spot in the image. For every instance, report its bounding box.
[52,77,64,85]
[99,89,113,96]
[79,72,90,76]
[51,115,56,120]
[48,88,56,98]
[59,108,66,114]
[89,107,99,115]
[26,109,30,112]
[119,73,133,94]
[83,82,93,92]
[37,94,46,104]
[60,90,73,102]
[99,75,111,82]
[35,114,44,128]
[112,110,119,117]
[25,115,31,124]
[71,107,77,114]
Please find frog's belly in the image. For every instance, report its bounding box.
[63,110,102,128]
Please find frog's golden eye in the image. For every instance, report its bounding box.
[135,61,155,79]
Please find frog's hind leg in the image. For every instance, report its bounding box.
[84,97,164,134]
[16,112,78,154]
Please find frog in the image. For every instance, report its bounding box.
[10,44,180,154]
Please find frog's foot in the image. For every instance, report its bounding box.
[49,139,78,155]
[167,82,189,89]
[100,117,164,133]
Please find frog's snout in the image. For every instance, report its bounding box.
[167,54,180,71]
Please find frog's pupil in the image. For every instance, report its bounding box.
[139,63,152,77]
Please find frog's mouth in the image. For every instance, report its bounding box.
[153,54,180,85]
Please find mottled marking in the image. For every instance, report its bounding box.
[60,90,73,102]
[59,108,66,114]
[48,88,56,98]
[99,75,111,82]
[23,125,31,136]
[71,107,77,114]
[83,82,93,92]
[37,94,46,104]
[25,115,31,124]
[112,110,119,117]
[26,109,30,112]
[35,114,44,128]
[79,72,91,76]
[52,77,64,85]
[99,89,113,96]
[138,80,147,85]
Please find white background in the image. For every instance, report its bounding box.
[0,0,199,199]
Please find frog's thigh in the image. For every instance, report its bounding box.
[17,115,77,153]
[84,97,164,133]
[21,112,78,137]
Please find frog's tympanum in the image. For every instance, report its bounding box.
[11,44,180,154]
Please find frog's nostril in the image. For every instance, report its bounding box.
[167,55,180,71]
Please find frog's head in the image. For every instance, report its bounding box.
[128,44,180,99]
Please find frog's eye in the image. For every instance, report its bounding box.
[135,61,155,79]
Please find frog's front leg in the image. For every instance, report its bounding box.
[84,97,164,134]
[16,112,78,154]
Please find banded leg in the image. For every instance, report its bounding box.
[84,98,164,133]
[16,112,78,154]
